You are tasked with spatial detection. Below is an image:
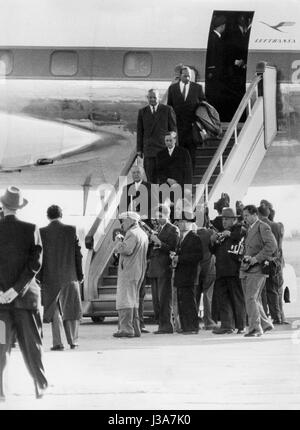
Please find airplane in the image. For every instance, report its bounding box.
[0,0,299,211]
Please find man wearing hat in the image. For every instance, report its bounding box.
[205,15,227,120]
[113,211,149,337]
[210,207,247,334]
[0,186,47,400]
[173,210,203,334]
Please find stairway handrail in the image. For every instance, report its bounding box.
[193,73,263,209]
[85,148,138,249]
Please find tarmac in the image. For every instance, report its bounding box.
[1,294,300,411]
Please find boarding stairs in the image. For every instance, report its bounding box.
[82,62,277,321]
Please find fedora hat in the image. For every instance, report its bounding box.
[221,207,237,218]
[0,186,28,210]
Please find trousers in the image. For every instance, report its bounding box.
[150,277,173,332]
[52,303,79,347]
[0,308,47,397]
[241,274,272,333]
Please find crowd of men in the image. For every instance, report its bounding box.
[114,160,288,339]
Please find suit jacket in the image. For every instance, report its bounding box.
[167,81,205,135]
[174,230,203,287]
[206,31,225,83]
[240,220,277,276]
[119,180,158,221]
[39,220,83,322]
[156,146,193,187]
[0,215,42,310]
[136,103,176,158]
[148,222,180,278]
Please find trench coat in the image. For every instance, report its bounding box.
[115,224,148,310]
[39,220,83,322]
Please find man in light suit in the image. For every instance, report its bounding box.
[167,66,205,170]
[147,204,180,334]
[39,205,83,350]
[0,186,47,401]
[137,89,177,183]
[240,205,277,337]
[113,211,149,338]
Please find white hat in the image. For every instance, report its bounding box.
[118,211,140,222]
[0,186,28,210]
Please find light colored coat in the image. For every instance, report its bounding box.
[240,220,277,277]
[115,224,148,310]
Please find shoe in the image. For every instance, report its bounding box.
[153,329,173,334]
[113,332,134,338]
[70,343,79,349]
[236,329,246,334]
[263,325,274,333]
[141,328,150,333]
[34,382,48,399]
[175,328,183,333]
[273,320,282,325]
[50,345,64,351]
[282,320,290,325]
[212,328,234,334]
[182,330,198,335]
[244,329,262,337]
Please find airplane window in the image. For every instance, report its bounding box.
[0,50,13,75]
[123,52,152,77]
[50,51,78,76]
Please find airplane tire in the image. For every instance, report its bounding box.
[91,316,105,323]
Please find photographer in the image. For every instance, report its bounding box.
[210,208,246,335]
[240,205,277,337]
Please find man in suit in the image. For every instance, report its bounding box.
[39,205,83,350]
[173,211,203,334]
[210,208,246,335]
[156,131,193,220]
[147,204,180,334]
[258,205,284,324]
[240,205,277,337]
[137,88,177,183]
[167,66,205,170]
[205,15,229,120]
[113,211,149,338]
[195,227,217,330]
[0,186,48,401]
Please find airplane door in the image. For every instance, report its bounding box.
[205,11,254,122]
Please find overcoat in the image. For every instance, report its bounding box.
[39,220,83,322]
[115,224,148,310]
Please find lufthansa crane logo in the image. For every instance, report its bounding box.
[260,21,295,32]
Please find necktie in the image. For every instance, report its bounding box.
[152,106,156,115]
[182,83,187,101]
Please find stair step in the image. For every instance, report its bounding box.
[102,275,118,286]
[108,266,118,276]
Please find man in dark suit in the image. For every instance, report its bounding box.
[167,66,205,170]
[147,204,180,334]
[210,208,246,335]
[173,211,203,334]
[258,205,284,324]
[137,89,177,183]
[0,186,48,401]
[39,205,83,350]
[205,15,228,120]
